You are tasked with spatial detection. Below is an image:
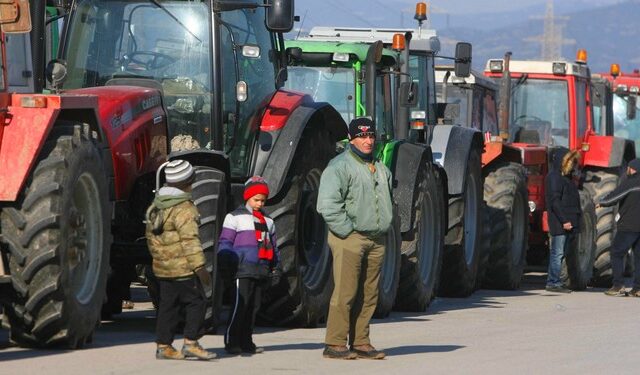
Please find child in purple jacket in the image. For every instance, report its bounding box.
[218,176,279,355]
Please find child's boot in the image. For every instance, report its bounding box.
[156,345,185,360]
[182,341,217,360]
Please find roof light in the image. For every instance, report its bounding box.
[20,96,47,108]
[489,60,504,72]
[332,52,349,62]
[610,63,621,78]
[392,33,406,51]
[236,81,248,102]
[552,62,567,75]
[631,86,640,94]
[414,2,427,22]
[576,49,588,64]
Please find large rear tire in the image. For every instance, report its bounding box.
[562,190,596,290]
[259,128,335,327]
[394,163,445,311]
[481,163,529,290]
[0,123,111,348]
[583,170,619,287]
[439,150,483,297]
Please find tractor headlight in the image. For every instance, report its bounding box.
[528,201,537,213]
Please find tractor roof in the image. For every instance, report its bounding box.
[303,26,440,54]
[484,59,590,79]
[285,39,398,66]
[594,72,640,94]
[435,65,498,90]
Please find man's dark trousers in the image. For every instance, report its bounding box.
[611,231,640,288]
[156,277,206,345]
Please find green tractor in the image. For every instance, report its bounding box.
[284,38,448,314]
[302,26,485,299]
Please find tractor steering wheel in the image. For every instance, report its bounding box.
[513,114,544,124]
[120,51,177,72]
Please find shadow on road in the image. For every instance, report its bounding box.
[385,344,464,356]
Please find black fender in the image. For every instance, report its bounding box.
[429,125,483,195]
[391,142,432,233]
[252,102,347,198]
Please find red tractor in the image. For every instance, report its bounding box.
[55,0,346,329]
[484,51,635,289]
[0,0,168,347]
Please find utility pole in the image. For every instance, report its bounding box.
[525,0,575,60]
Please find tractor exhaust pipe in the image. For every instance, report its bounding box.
[498,51,512,140]
[30,0,46,93]
[395,32,412,141]
[365,41,383,121]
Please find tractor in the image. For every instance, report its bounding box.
[484,51,635,289]
[284,37,447,315]
[0,0,169,348]
[304,19,485,298]
[53,0,348,328]
[435,60,530,290]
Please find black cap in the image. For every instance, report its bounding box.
[348,117,376,140]
[629,158,640,172]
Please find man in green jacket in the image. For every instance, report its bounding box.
[145,159,215,361]
[317,117,393,360]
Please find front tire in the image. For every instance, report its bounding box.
[0,123,111,348]
[439,150,483,297]
[481,162,529,290]
[373,206,401,318]
[562,190,596,290]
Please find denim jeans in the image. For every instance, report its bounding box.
[547,234,570,287]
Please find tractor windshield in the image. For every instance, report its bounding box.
[62,0,279,177]
[285,66,356,124]
[509,79,569,147]
[613,94,640,153]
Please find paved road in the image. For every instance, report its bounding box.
[2,274,639,375]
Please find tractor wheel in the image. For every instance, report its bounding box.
[0,123,111,348]
[373,205,401,318]
[562,190,596,290]
[481,163,529,290]
[259,128,335,327]
[439,150,483,297]
[583,170,619,287]
[394,163,445,311]
[190,166,227,332]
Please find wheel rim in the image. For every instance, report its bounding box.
[463,172,478,266]
[510,190,526,266]
[68,172,103,305]
[418,189,437,285]
[300,169,330,290]
[381,222,398,295]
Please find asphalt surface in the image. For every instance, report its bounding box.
[2,273,639,375]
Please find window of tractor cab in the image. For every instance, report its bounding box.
[218,5,277,177]
[575,78,589,142]
[613,93,640,155]
[409,54,437,125]
[375,73,395,139]
[509,78,569,147]
[285,66,356,125]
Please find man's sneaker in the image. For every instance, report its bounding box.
[351,344,386,360]
[156,345,185,360]
[629,288,640,297]
[545,285,572,293]
[181,342,216,360]
[323,345,358,360]
[605,285,628,297]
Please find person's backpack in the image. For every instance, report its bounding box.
[145,203,164,235]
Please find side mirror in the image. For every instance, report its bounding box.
[45,59,68,93]
[266,0,294,32]
[399,82,418,108]
[286,47,303,63]
[454,42,472,78]
[0,0,32,34]
[628,95,637,120]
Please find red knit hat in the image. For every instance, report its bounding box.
[244,176,270,201]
